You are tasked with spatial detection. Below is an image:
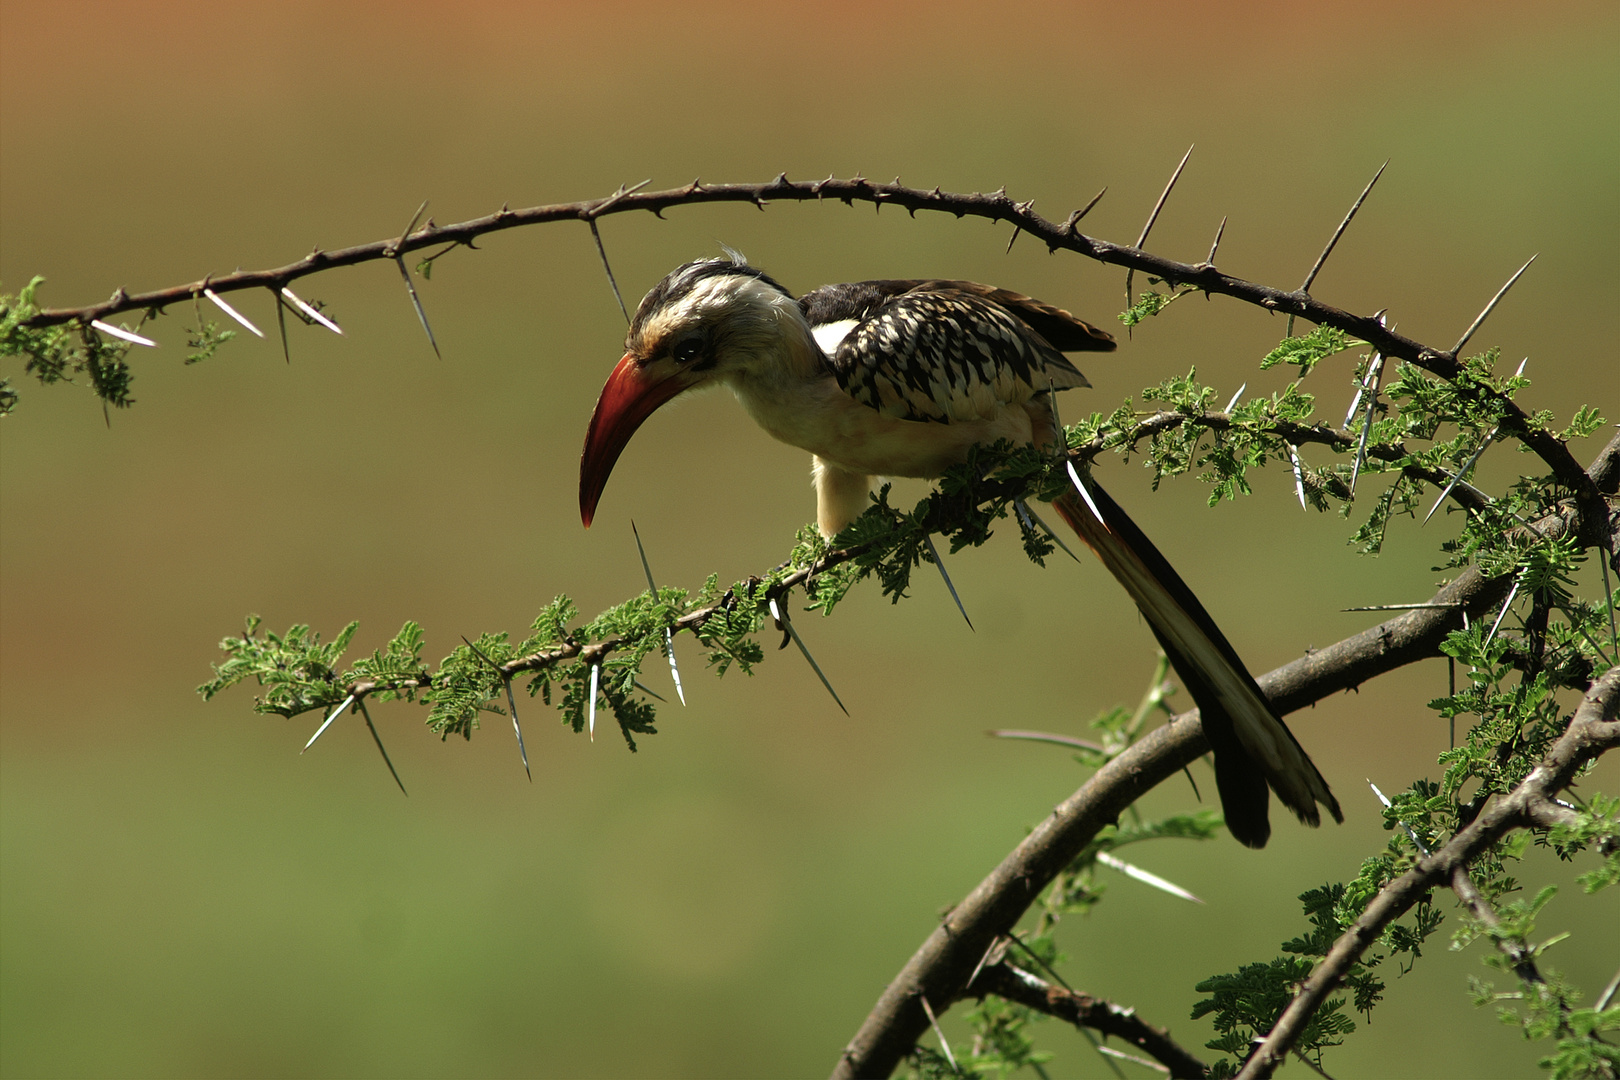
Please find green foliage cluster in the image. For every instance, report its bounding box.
[1,277,257,415]
[1,277,144,415]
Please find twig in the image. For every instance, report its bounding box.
[18,173,1600,529]
[966,963,1207,1079]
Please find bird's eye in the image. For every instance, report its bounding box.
[672,338,704,364]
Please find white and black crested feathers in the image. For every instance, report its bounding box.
[817,287,1090,423]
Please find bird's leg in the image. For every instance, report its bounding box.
[813,456,873,537]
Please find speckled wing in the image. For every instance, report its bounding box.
[827,289,1091,424]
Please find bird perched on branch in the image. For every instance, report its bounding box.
[578,254,1340,848]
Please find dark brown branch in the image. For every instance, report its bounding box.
[967,962,1207,1079]
[1236,664,1620,1080]
[15,173,1601,534]
[832,436,1618,1079]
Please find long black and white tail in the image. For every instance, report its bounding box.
[1051,471,1341,848]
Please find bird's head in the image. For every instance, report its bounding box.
[579,256,803,526]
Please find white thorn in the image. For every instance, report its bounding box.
[89,320,157,347]
[1065,461,1106,524]
[769,597,848,714]
[302,694,355,752]
[1484,578,1520,646]
[631,522,685,705]
[204,288,265,337]
[1224,382,1247,413]
[1424,425,1498,525]
[917,996,957,1075]
[1289,445,1308,510]
[587,662,600,741]
[280,287,344,335]
[665,628,686,705]
[1095,850,1203,903]
[1367,779,1429,855]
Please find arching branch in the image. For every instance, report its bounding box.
[11,173,1600,530]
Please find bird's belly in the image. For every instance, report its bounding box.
[735,380,1035,478]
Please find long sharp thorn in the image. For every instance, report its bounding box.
[1015,500,1080,563]
[917,996,958,1076]
[90,320,157,347]
[1126,144,1194,309]
[1068,186,1107,230]
[395,257,441,359]
[1368,779,1428,854]
[302,694,355,753]
[1349,320,1387,497]
[1224,382,1247,413]
[1206,215,1227,264]
[769,597,848,715]
[1597,966,1620,1012]
[989,729,1108,753]
[390,200,439,357]
[1342,602,1464,611]
[589,178,652,218]
[1082,1027,1129,1080]
[390,200,428,256]
[1452,254,1537,355]
[589,218,631,325]
[1134,144,1194,249]
[357,698,407,796]
[280,287,343,335]
[631,521,685,704]
[632,680,667,702]
[922,533,973,631]
[1095,850,1203,903]
[966,937,1002,992]
[1484,578,1521,646]
[587,662,600,740]
[204,288,265,338]
[274,289,292,363]
[663,629,686,705]
[1301,161,1388,294]
[460,635,529,779]
[1601,557,1618,658]
[1004,225,1022,254]
[1424,425,1498,525]
[1289,444,1309,510]
[1066,461,1107,524]
[1288,160,1388,337]
[1096,1045,1168,1074]
[502,676,531,781]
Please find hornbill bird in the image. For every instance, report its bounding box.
[578,255,1341,848]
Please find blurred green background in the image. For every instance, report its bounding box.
[3,2,1617,1076]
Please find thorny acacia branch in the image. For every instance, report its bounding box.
[20,172,1613,1073]
[1236,664,1620,1080]
[833,435,1619,1079]
[12,174,1604,539]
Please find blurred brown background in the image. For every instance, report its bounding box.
[2,2,1617,1076]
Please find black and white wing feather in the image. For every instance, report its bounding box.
[810,287,1096,424]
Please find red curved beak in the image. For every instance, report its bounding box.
[579,353,688,527]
